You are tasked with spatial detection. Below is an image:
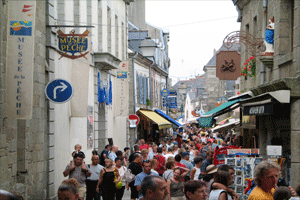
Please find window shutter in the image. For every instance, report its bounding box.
[143,76,147,105]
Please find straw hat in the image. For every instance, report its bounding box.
[206,164,218,174]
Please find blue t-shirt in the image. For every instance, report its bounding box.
[134,171,157,198]
[108,151,117,161]
[180,160,193,176]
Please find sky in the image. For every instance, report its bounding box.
[145,0,241,85]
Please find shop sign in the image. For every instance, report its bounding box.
[57,29,89,60]
[161,89,170,97]
[216,51,241,80]
[243,103,273,116]
[227,148,259,156]
[5,2,36,119]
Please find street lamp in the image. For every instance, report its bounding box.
[139,37,158,109]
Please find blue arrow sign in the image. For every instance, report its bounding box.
[45,79,73,103]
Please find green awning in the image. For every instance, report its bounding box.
[198,98,241,128]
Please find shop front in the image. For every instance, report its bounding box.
[137,109,172,143]
[240,90,291,185]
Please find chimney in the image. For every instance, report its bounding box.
[213,49,217,55]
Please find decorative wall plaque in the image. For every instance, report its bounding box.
[216,51,241,80]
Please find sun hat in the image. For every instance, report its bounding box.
[206,164,218,174]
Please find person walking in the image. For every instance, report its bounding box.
[135,160,157,199]
[248,160,296,200]
[96,158,120,200]
[100,145,111,166]
[184,180,208,200]
[86,155,103,200]
[180,152,193,181]
[140,175,169,200]
[63,153,91,200]
[127,153,143,200]
[58,178,80,200]
[190,156,203,180]
[166,168,187,200]
[209,171,233,200]
[115,157,127,200]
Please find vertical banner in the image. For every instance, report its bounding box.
[5,1,36,119]
[70,35,91,117]
[87,106,93,149]
[115,61,129,117]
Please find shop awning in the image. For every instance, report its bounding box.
[212,119,240,132]
[155,109,182,127]
[139,110,172,129]
[198,98,241,127]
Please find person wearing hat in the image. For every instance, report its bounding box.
[201,164,218,195]
[180,152,194,182]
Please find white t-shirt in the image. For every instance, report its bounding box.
[193,167,201,180]
[87,164,104,181]
[164,153,175,161]
[117,166,127,186]
[182,133,189,141]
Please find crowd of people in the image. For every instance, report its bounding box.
[57,126,300,200]
[3,127,299,200]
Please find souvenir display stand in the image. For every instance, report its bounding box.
[224,149,262,200]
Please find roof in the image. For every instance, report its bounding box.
[205,43,240,67]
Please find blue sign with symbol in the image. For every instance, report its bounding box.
[161,89,170,97]
[45,79,73,103]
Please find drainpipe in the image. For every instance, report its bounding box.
[150,62,155,109]
[261,0,268,84]
[132,51,138,143]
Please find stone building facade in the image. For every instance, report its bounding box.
[0,1,48,199]
[232,0,300,188]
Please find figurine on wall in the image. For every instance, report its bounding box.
[263,17,274,55]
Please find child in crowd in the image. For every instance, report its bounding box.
[273,186,292,200]
[71,144,86,168]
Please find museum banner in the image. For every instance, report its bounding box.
[5,1,36,119]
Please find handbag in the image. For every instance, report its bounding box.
[124,168,136,183]
[114,168,123,189]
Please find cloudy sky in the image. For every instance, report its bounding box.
[145,0,241,85]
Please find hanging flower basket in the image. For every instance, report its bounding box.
[241,56,256,78]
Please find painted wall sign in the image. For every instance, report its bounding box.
[117,71,127,79]
[5,1,36,119]
[57,29,89,60]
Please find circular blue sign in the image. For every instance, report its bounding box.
[161,89,170,97]
[45,79,73,103]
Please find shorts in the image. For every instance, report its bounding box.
[78,186,87,198]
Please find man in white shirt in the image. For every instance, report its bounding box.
[86,155,103,200]
[164,147,175,160]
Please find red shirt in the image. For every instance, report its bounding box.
[139,144,149,150]
[175,162,186,181]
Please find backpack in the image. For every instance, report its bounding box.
[154,155,166,175]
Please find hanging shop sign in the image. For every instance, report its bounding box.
[243,103,274,116]
[161,88,170,97]
[5,1,36,119]
[129,114,140,128]
[57,29,89,60]
[216,51,241,80]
